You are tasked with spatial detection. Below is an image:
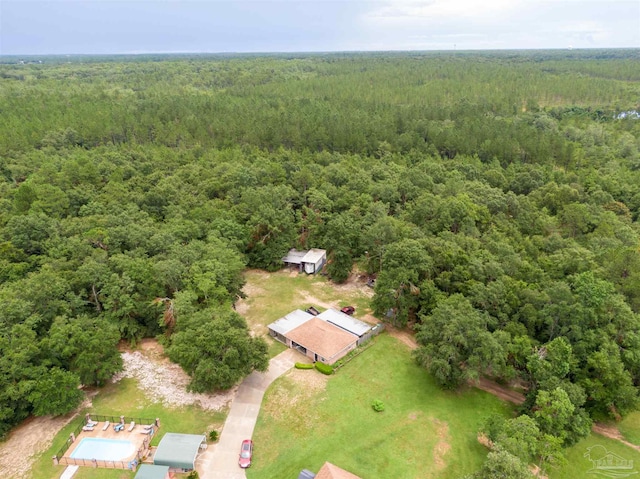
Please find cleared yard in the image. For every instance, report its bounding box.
[238,269,375,336]
[28,367,225,479]
[248,334,514,479]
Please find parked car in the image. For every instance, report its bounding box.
[306,306,320,316]
[340,306,355,315]
[238,439,253,468]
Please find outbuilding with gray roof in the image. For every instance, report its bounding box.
[153,433,206,471]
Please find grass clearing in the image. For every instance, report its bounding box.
[549,433,640,479]
[240,269,375,334]
[29,378,225,479]
[618,412,640,446]
[248,334,514,479]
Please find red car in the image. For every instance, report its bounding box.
[238,439,253,468]
[341,306,355,315]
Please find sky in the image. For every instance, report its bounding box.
[1,0,639,55]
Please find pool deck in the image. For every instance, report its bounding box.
[62,421,153,467]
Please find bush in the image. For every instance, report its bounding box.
[372,399,385,412]
[295,362,314,369]
[315,362,334,375]
[187,471,200,479]
[208,429,219,442]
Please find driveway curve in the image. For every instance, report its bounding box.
[197,349,298,479]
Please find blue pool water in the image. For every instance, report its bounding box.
[70,438,135,461]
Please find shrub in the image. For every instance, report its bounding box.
[208,429,219,442]
[187,471,200,479]
[315,362,334,375]
[372,399,385,412]
[295,362,314,369]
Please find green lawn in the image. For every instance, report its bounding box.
[29,378,225,479]
[549,433,640,479]
[241,269,375,334]
[248,334,514,479]
[618,412,640,446]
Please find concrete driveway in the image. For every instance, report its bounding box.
[197,349,298,479]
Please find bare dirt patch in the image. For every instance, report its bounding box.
[432,418,451,470]
[0,395,94,479]
[298,291,339,310]
[114,340,235,411]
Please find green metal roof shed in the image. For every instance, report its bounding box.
[134,464,170,479]
[153,433,207,470]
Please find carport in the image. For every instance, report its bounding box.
[153,433,207,471]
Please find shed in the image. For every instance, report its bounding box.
[318,309,372,337]
[134,465,170,479]
[301,249,327,274]
[282,249,308,267]
[153,433,206,471]
[282,248,327,274]
[286,317,358,364]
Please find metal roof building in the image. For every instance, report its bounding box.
[134,465,170,479]
[317,309,372,337]
[153,433,206,471]
[282,248,327,274]
[268,309,314,336]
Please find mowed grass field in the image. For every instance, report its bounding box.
[550,434,640,479]
[29,378,225,479]
[244,271,640,479]
[240,269,375,336]
[248,334,514,479]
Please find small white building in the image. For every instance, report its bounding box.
[282,248,327,274]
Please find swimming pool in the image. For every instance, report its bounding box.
[70,438,136,461]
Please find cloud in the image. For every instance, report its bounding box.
[366,0,520,21]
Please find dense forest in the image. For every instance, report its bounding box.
[1,49,640,473]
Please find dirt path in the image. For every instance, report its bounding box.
[592,422,640,452]
[474,377,526,405]
[385,323,419,350]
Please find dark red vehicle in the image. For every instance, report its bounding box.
[340,306,355,315]
[239,439,253,468]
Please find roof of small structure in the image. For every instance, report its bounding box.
[282,249,308,264]
[134,464,170,479]
[315,462,362,479]
[286,317,357,360]
[153,433,206,470]
[268,309,314,336]
[302,248,327,264]
[318,309,372,337]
